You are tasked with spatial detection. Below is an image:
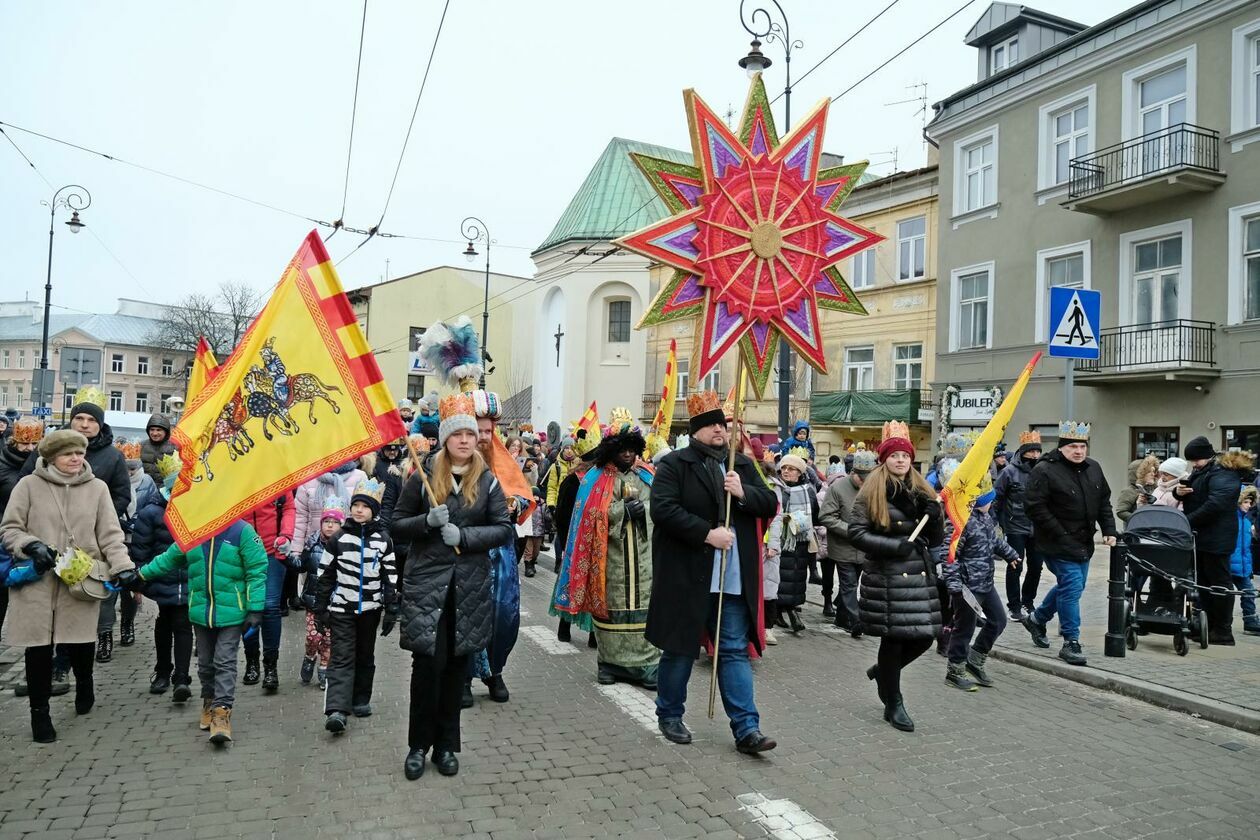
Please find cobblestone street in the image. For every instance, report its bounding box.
[1,558,1258,840]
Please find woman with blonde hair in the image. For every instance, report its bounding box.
[848,422,944,733]
[391,394,513,781]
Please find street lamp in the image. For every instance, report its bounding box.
[39,185,92,414]
[739,1,801,445]
[460,216,492,388]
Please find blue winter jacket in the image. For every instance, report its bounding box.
[130,496,187,607]
[939,508,1021,595]
[788,420,816,461]
[1230,508,1253,578]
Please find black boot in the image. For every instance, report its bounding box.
[557,620,572,643]
[75,675,94,715]
[30,706,56,743]
[483,674,510,702]
[821,594,835,618]
[150,673,171,694]
[171,675,193,703]
[524,561,536,578]
[587,633,597,649]
[460,681,474,709]
[95,632,113,663]
[243,653,261,686]
[788,609,805,634]
[808,563,823,585]
[866,664,887,706]
[119,618,135,647]
[262,653,279,692]
[885,695,915,732]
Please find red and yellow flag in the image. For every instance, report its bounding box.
[186,337,219,400]
[651,339,678,432]
[940,351,1042,563]
[165,231,406,550]
[576,400,600,435]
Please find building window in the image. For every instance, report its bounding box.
[1120,221,1191,326]
[17,350,25,369]
[137,356,149,376]
[950,262,994,352]
[1229,202,1260,324]
[160,394,173,414]
[15,387,22,410]
[2,350,9,369]
[991,37,1018,73]
[896,216,926,281]
[135,392,149,413]
[1034,242,1092,343]
[1224,426,1260,453]
[893,344,923,390]
[952,126,998,218]
[111,353,124,374]
[1122,46,1196,141]
[1037,87,1096,191]
[1245,218,1260,321]
[702,369,720,393]
[607,299,631,343]
[850,249,876,289]
[64,393,74,410]
[0,387,8,407]
[407,377,426,403]
[675,358,690,397]
[1230,20,1260,138]
[1131,428,1180,461]
[161,358,174,377]
[843,346,874,391]
[109,391,123,412]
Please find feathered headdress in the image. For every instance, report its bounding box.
[419,315,483,392]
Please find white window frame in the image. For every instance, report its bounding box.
[675,358,689,398]
[842,346,875,392]
[892,343,924,391]
[161,358,174,377]
[895,216,927,282]
[1229,18,1260,150]
[17,349,25,369]
[136,356,149,376]
[1,350,9,369]
[1036,85,1096,192]
[1121,46,1197,142]
[1227,200,1260,324]
[1034,241,1093,343]
[701,369,720,393]
[850,249,876,289]
[109,391,123,412]
[991,36,1019,74]
[1118,220,1193,326]
[110,353,125,374]
[135,392,149,413]
[951,125,999,224]
[606,298,631,344]
[160,393,173,414]
[0,387,7,407]
[948,261,995,352]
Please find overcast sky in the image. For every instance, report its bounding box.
[1,0,1135,316]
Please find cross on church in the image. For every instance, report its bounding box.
[554,323,565,367]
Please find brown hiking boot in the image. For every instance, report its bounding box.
[208,707,233,744]
[199,699,212,731]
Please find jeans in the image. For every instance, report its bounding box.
[656,594,759,740]
[1230,574,1258,629]
[195,624,243,709]
[948,587,1008,662]
[1033,556,1090,641]
[1003,533,1044,612]
[324,610,380,714]
[154,604,193,680]
[833,563,861,629]
[243,557,286,659]
[97,589,138,634]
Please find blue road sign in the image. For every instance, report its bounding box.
[31,406,53,418]
[1048,287,1100,360]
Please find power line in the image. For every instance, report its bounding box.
[770,0,902,103]
[336,0,371,227]
[830,0,979,103]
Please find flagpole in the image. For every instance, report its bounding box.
[403,435,460,555]
[708,354,746,719]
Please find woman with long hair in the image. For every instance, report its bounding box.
[391,394,512,781]
[848,422,943,733]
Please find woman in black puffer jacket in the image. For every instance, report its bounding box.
[848,424,943,733]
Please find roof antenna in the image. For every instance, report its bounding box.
[885,82,929,157]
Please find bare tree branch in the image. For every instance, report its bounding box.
[146,283,264,358]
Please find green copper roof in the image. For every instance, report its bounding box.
[533,137,693,257]
[533,137,878,256]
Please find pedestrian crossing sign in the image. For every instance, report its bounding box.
[1048,286,1100,359]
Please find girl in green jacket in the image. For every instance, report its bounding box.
[136,521,267,744]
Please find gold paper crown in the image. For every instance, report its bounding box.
[1019,430,1043,446]
[407,434,431,453]
[686,390,722,418]
[882,420,911,442]
[787,445,812,462]
[352,478,386,504]
[608,406,634,428]
[156,452,183,479]
[11,418,44,444]
[439,393,476,422]
[115,441,142,461]
[1059,421,1091,442]
[71,385,107,410]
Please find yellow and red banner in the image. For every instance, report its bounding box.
[576,400,600,436]
[165,231,407,550]
[940,351,1042,563]
[186,337,219,400]
[651,339,678,432]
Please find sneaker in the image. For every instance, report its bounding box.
[1009,607,1027,622]
[149,674,171,695]
[325,712,348,734]
[1244,625,1260,637]
[1059,640,1087,666]
[317,667,327,689]
[945,662,978,691]
[299,656,316,686]
[764,628,778,646]
[1022,614,1051,648]
[171,679,192,703]
[352,704,372,718]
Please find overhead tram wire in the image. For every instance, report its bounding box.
[769,0,902,105]
[328,0,371,245]
[830,0,979,104]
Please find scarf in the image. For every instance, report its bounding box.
[690,439,729,507]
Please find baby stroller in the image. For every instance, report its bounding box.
[1120,506,1208,656]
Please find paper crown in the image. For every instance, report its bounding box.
[851,448,879,471]
[156,452,183,479]
[71,385,107,410]
[10,418,44,444]
[115,441,142,461]
[881,420,911,442]
[1019,430,1043,446]
[407,434,431,452]
[940,429,981,458]
[439,393,477,422]
[352,478,386,504]
[686,390,722,418]
[1059,421,1091,442]
[787,445,812,462]
[608,406,634,428]
[469,389,501,420]
[321,495,348,521]
[938,457,994,494]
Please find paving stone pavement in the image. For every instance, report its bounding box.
[1,555,1258,840]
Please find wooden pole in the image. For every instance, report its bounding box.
[708,356,746,719]
[403,435,459,555]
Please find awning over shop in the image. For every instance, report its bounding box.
[809,389,921,426]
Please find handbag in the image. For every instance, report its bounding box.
[47,484,114,602]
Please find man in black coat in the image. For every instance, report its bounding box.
[646,392,778,754]
[1176,436,1250,644]
[1021,423,1117,666]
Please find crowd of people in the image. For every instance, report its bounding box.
[2,388,1258,778]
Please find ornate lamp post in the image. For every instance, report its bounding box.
[739,0,801,443]
[39,185,91,412]
[461,216,493,388]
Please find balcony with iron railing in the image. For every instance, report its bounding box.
[1063,123,1225,214]
[1074,319,1218,383]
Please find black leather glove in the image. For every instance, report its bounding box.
[314,609,329,635]
[896,538,918,558]
[243,611,263,631]
[380,608,398,637]
[114,568,141,590]
[26,542,57,574]
[624,498,646,523]
[300,592,317,611]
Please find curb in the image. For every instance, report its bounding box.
[985,645,1260,735]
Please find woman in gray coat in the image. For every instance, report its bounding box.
[391,395,512,782]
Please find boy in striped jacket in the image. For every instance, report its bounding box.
[313,478,399,734]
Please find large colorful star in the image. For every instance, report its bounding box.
[616,74,881,397]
